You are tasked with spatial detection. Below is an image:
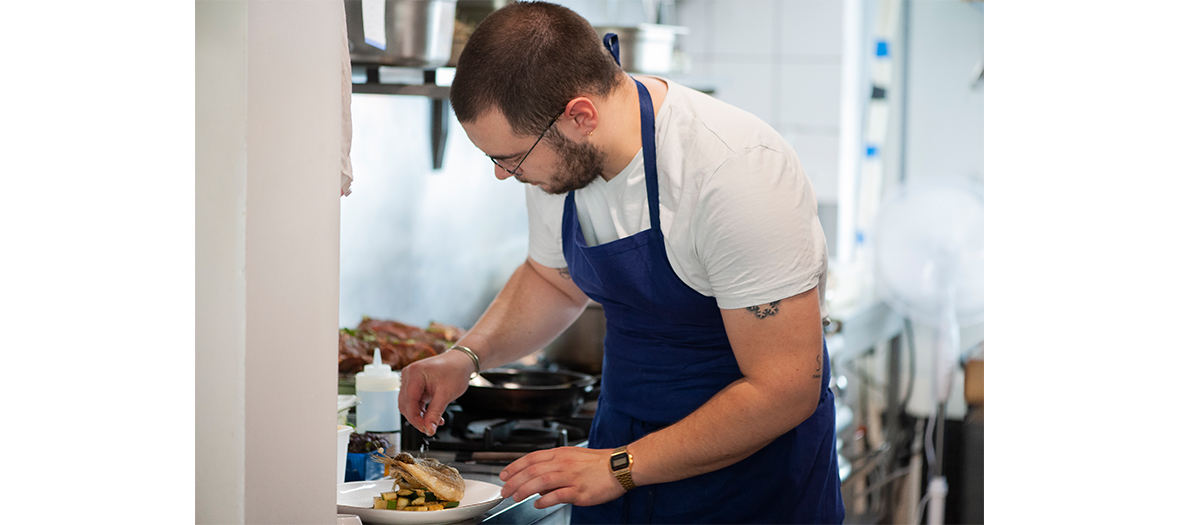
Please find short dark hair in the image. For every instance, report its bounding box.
[450,1,626,135]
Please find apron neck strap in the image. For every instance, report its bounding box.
[602,34,659,233]
[603,33,621,67]
[634,78,660,233]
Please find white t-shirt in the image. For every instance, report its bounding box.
[526,79,828,317]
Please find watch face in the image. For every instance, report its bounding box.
[611,453,629,471]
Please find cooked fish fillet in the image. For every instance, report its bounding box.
[388,452,465,502]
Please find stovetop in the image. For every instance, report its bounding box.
[402,402,595,464]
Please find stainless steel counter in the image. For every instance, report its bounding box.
[826,301,905,359]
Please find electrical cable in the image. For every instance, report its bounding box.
[837,322,923,521]
[902,318,916,411]
[842,443,889,463]
[916,490,932,525]
[924,408,936,478]
[845,464,914,503]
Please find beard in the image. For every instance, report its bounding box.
[530,129,607,195]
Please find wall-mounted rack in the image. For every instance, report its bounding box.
[352,66,451,170]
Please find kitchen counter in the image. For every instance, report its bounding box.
[826,301,905,359]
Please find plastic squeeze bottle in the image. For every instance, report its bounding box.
[355,350,401,441]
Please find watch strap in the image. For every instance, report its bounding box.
[610,446,636,491]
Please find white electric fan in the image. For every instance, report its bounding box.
[871,179,984,525]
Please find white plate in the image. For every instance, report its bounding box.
[337,479,504,525]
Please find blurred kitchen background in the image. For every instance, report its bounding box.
[341,0,983,327]
[339,0,983,523]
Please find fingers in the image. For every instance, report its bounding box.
[508,468,570,503]
[535,486,581,509]
[500,449,575,502]
[405,390,445,435]
[396,354,468,435]
[497,448,624,509]
[500,449,551,481]
[397,364,430,431]
[420,399,447,436]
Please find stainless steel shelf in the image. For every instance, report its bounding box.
[352,82,450,99]
[351,66,451,170]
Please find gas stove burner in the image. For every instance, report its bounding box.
[403,404,593,460]
[467,418,572,449]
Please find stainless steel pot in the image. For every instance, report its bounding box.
[345,0,457,68]
[594,24,688,74]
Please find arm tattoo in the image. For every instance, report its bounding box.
[745,300,781,319]
[813,354,822,379]
[557,267,571,279]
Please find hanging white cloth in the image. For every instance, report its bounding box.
[340,0,354,196]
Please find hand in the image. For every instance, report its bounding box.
[397,350,472,436]
[498,447,627,509]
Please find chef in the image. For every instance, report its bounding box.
[398,2,844,523]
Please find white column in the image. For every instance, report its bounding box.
[196,0,249,522]
[197,1,343,523]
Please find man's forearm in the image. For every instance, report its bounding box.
[626,290,825,486]
[456,259,590,370]
[627,375,820,486]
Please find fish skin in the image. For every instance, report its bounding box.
[390,452,466,502]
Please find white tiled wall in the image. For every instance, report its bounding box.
[709,0,776,59]
[676,0,844,205]
[779,0,845,57]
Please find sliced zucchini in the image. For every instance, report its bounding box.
[443,501,460,509]
[397,489,413,496]
[380,491,399,501]
[423,491,437,502]
[396,497,409,509]
[411,496,426,506]
[373,496,384,509]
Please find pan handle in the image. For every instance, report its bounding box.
[571,374,600,391]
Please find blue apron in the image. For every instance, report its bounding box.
[561,36,845,524]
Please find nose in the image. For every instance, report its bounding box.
[493,164,514,181]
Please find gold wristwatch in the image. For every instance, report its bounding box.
[609,446,636,491]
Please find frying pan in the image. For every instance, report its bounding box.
[455,368,597,420]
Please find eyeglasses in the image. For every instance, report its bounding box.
[488,112,562,177]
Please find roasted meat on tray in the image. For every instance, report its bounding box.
[338,318,465,375]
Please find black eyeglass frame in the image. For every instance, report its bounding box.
[488,112,562,177]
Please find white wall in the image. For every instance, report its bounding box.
[676,0,845,206]
[339,96,530,329]
[904,0,984,186]
[196,1,248,522]
[197,1,342,523]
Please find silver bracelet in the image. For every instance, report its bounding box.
[450,344,481,379]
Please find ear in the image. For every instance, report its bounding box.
[562,97,598,138]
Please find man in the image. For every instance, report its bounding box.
[398,2,844,523]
